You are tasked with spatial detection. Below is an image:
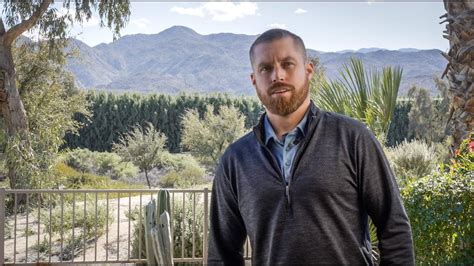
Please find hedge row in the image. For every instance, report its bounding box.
[64,92,414,152]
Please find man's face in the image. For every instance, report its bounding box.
[250,37,314,116]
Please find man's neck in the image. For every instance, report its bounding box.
[266,97,311,140]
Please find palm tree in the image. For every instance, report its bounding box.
[311,57,402,143]
[440,1,474,153]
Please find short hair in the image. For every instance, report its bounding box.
[249,29,307,65]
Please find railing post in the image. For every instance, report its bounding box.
[203,188,209,264]
[0,188,5,265]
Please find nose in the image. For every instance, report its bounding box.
[271,66,285,83]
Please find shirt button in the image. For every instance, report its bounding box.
[285,161,290,166]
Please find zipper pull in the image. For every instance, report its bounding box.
[286,185,290,205]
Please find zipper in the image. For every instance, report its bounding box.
[254,112,317,208]
[285,115,317,208]
[257,143,290,206]
[254,106,316,211]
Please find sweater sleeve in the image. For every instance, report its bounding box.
[357,130,415,265]
[207,155,247,266]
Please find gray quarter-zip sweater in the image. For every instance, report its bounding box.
[208,103,415,265]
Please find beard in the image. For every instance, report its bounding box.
[256,78,309,116]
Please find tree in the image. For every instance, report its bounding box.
[308,56,326,96]
[181,105,247,170]
[407,86,436,142]
[441,1,474,153]
[113,123,167,189]
[0,0,130,188]
[1,40,90,189]
[407,79,451,144]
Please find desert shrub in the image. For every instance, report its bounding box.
[31,233,88,261]
[385,139,438,187]
[41,199,114,239]
[171,194,205,259]
[64,148,95,173]
[64,148,138,180]
[31,236,51,255]
[58,232,87,261]
[53,162,145,193]
[401,138,473,264]
[159,154,207,188]
[5,220,13,239]
[29,198,116,261]
[130,217,146,260]
[124,205,141,221]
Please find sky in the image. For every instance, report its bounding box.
[26,1,448,52]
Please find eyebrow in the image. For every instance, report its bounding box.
[281,56,297,62]
[257,56,297,69]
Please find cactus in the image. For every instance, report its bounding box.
[144,189,173,265]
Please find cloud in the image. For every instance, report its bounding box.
[131,18,151,29]
[267,23,287,29]
[294,8,307,14]
[205,2,258,21]
[170,2,258,22]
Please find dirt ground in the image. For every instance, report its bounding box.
[3,194,183,264]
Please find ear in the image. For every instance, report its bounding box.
[250,72,257,88]
[305,61,314,80]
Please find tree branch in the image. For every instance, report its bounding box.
[4,0,53,46]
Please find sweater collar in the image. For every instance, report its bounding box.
[253,101,321,145]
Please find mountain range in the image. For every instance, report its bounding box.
[65,26,447,96]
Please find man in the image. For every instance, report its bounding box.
[208,29,414,265]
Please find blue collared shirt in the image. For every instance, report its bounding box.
[264,112,308,184]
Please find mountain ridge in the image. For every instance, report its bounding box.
[64,26,446,96]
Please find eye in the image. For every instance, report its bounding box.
[260,65,271,73]
[282,61,295,68]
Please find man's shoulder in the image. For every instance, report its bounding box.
[318,109,370,134]
[223,130,257,158]
[222,131,257,157]
[217,130,258,172]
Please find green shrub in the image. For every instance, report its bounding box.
[31,232,88,261]
[64,148,95,173]
[130,216,146,260]
[172,194,205,259]
[31,236,51,255]
[401,138,473,264]
[53,162,145,193]
[30,197,116,261]
[159,154,207,188]
[64,148,139,180]
[385,140,438,187]
[41,199,114,239]
[124,205,141,221]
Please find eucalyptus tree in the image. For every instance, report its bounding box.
[311,57,402,142]
[0,0,130,188]
[440,1,474,153]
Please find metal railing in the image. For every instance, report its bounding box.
[0,188,251,265]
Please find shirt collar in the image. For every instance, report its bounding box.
[263,109,309,145]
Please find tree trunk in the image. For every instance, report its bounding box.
[144,169,151,189]
[0,33,31,189]
[441,1,474,153]
[0,0,53,189]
